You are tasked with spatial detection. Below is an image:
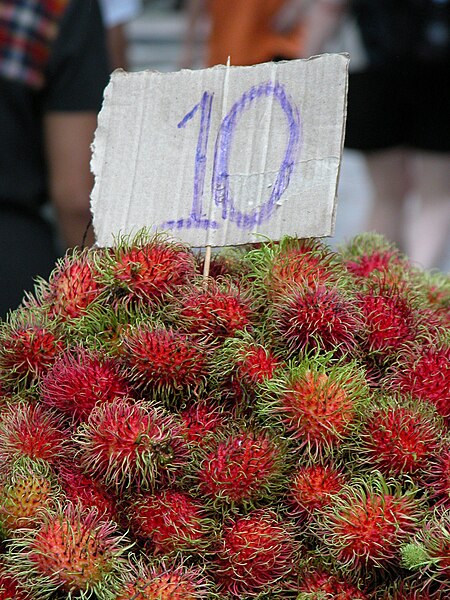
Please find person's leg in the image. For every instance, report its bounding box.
[406,151,450,270]
[0,206,58,318]
[363,148,412,253]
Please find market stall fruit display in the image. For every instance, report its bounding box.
[0,231,449,599]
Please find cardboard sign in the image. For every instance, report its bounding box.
[91,54,349,247]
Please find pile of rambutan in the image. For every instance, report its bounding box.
[0,230,449,599]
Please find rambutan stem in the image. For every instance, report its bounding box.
[202,245,212,285]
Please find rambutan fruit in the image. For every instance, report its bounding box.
[125,488,212,555]
[412,269,450,328]
[401,508,450,597]
[169,278,255,341]
[377,581,434,600]
[270,282,363,357]
[75,397,189,494]
[314,475,423,575]
[35,248,104,320]
[356,280,419,365]
[0,561,29,600]
[0,403,70,471]
[120,323,208,396]
[0,310,64,391]
[0,458,60,536]
[100,231,196,306]
[57,463,118,521]
[427,443,450,507]
[214,509,297,596]
[40,346,131,422]
[115,558,213,600]
[244,236,345,300]
[259,355,370,454]
[289,462,347,521]
[179,399,227,448]
[297,568,370,599]
[338,232,410,283]
[195,429,286,507]
[383,339,450,421]
[353,395,444,481]
[196,246,249,281]
[5,502,130,599]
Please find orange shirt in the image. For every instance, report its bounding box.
[207,0,303,67]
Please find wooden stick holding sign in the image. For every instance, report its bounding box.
[90,54,348,251]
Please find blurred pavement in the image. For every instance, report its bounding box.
[126,3,450,271]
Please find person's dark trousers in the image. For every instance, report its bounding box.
[0,205,58,319]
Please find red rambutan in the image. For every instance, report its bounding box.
[0,311,64,390]
[102,232,195,306]
[126,488,212,554]
[120,323,208,396]
[260,356,369,453]
[196,429,285,506]
[297,568,370,599]
[40,346,131,422]
[427,444,450,507]
[115,559,212,600]
[75,397,189,493]
[289,462,347,520]
[315,475,423,574]
[37,249,104,319]
[5,502,130,599]
[0,561,29,600]
[214,509,297,596]
[354,396,444,480]
[0,403,69,471]
[383,340,450,420]
[172,278,255,340]
[179,400,226,448]
[271,283,362,357]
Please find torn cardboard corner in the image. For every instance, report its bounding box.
[91,54,349,248]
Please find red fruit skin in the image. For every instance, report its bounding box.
[198,431,282,505]
[235,345,281,387]
[0,325,63,389]
[215,510,296,596]
[289,463,347,520]
[43,253,103,319]
[121,325,208,394]
[384,343,450,420]
[127,489,209,554]
[75,398,189,494]
[427,446,450,507]
[298,569,369,599]
[40,348,131,422]
[179,401,226,448]
[0,566,29,600]
[177,281,254,339]
[0,404,69,471]
[111,242,195,305]
[274,284,362,356]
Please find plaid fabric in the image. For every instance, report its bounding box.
[0,0,69,89]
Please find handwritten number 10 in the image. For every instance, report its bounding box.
[162,81,301,231]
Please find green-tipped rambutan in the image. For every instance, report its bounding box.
[353,395,444,480]
[427,443,450,507]
[0,403,70,471]
[179,399,227,448]
[120,323,208,396]
[339,232,410,283]
[214,509,297,596]
[5,502,130,599]
[244,236,345,300]
[40,347,131,422]
[297,568,370,599]
[0,310,64,391]
[259,355,370,453]
[401,508,450,597]
[125,488,212,555]
[115,558,213,600]
[35,248,105,320]
[314,475,423,575]
[100,231,196,306]
[196,429,286,507]
[383,340,450,420]
[196,246,249,281]
[270,282,363,357]
[75,397,189,494]
[170,278,255,341]
[412,269,450,328]
[0,561,29,599]
[289,462,347,521]
[0,458,60,536]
